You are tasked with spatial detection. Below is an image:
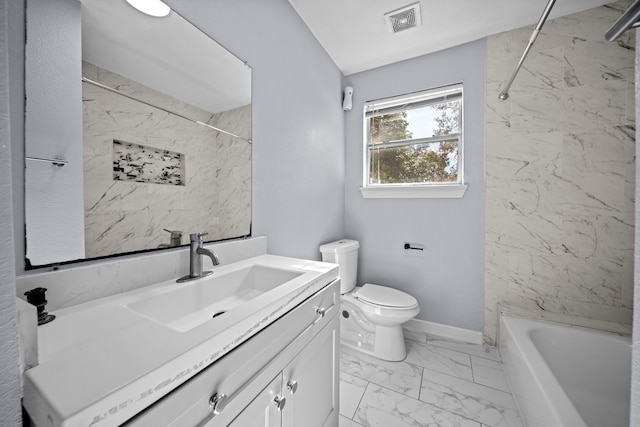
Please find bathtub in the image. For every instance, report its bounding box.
[499,316,631,427]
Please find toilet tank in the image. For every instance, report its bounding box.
[319,239,359,294]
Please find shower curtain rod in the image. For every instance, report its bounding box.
[498,0,556,101]
[81,77,252,144]
[605,0,640,41]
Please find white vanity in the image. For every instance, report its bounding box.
[21,252,340,427]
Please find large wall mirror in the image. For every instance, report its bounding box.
[24,0,252,267]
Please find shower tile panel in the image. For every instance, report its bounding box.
[112,140,184,186]
[483,0,635,345]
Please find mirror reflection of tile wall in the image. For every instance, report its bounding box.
[82,62,251,258]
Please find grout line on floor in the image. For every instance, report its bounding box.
[417,364,424,401]
[422,365,514,395]
[470,353,476,383]
[351,377,369,421]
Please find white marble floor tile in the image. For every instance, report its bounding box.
[403,327,428,343]
[354,383,482,427]
[405,339,473,381]
[420,369,523,427]
[340,372,368,418]
[470,356,510,393]
[427,336,500,361]
[340,346,423,399]
[339,415,365,427]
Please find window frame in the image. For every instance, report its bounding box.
[360,84,467,199]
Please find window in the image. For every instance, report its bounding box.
[360,84,467,198]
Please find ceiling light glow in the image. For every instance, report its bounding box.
[125,0,171,17]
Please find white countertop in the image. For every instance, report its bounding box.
[23,254,338,427]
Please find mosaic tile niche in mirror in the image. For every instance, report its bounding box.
[112,140,185,186]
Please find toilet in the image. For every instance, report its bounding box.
[320,239,419,361]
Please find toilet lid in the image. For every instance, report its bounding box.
[356,284,418,308]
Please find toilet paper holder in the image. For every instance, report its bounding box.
[404,243,424,251]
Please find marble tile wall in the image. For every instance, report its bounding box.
[484,0,636,345]
[82,62,251,259]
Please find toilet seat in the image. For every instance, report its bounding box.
[355,284,418,308]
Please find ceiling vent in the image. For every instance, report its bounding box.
[384,2,422,34]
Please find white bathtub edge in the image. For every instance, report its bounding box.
[500,316,589,427]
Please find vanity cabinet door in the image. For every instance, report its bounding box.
[282,313,339,427]
[227,375,283,427]
[122,280,340,427]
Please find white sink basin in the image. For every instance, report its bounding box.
[125,264,303,332]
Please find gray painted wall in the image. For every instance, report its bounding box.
[1,0,23,424]
[344,40,487,331]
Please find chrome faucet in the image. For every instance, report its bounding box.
[157,229,183,248]
[177,233,220,283]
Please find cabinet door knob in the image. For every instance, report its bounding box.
[315,307,326,318]
[209,393,228,415]
[286,380,298,394]
[273,395,286,412]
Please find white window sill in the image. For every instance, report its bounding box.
[359,184,468,199]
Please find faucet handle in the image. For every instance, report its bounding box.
[189,233,209,243]
[164,229,183,238]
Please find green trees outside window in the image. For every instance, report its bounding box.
[366,88,462,186]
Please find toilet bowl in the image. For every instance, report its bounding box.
[319,240,419,361]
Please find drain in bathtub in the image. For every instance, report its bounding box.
[212,311,226,319]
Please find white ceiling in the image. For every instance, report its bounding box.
[80,0,620,109]
[287,0,616,75]
[80,0,251,114]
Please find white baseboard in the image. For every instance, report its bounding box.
[404,318,483,345]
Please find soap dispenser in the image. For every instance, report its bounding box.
[24,287,55,325]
